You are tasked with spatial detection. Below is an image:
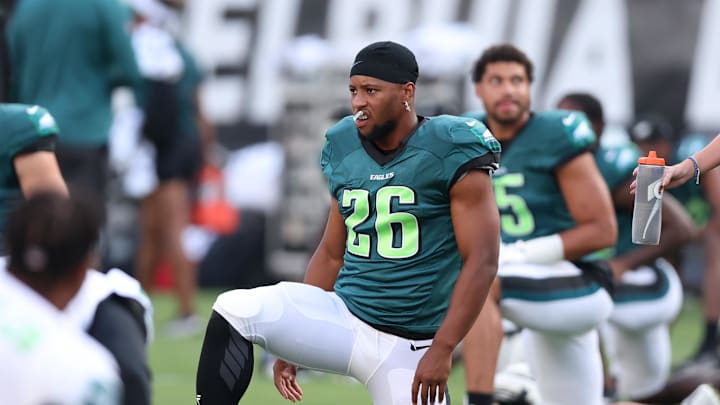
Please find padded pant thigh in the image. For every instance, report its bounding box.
[212,282,356,375]
[499,261,614,334]
[525,329,605,405]
[364,336,448,405]
[501,289,613,335]
[610,259,683,331]
[601,323,671,399]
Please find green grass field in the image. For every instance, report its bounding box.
[149,289,704,405]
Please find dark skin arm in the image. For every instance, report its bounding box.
[608,178,696,278]
[274,199,347,402]
[556,152,617,259]
[412,169,500,405]
[302,199,347,290]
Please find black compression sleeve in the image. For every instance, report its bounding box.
[87,295,151,405]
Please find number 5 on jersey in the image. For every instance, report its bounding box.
[493,173,535,237]
[342,186,419,259]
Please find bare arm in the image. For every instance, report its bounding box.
[690,134,720,180]
[14,151,68,197]
[412,170,500,404]
[302,198,346,291]
[434,170,499,351]
[556,152,617,259]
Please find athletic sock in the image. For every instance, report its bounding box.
[196,311,254,404]
[466,391,494,405]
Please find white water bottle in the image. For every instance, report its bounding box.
[632,150,666,245]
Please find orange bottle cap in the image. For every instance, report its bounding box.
[638,150,665,165]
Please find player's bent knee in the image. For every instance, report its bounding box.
[212,288,263,321]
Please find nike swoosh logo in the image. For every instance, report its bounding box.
[410,343,431,351]
[466,120,477,127]
[352,60,364,68]
[562,114,575,126]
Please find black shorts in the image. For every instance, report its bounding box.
[154,136,202,182]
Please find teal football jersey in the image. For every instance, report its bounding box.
[0,104,59,242]
[672,134,711,226]
[322,115,500,336]
[465,110,596,243]
[595,143,641,256]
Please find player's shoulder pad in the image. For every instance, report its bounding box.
[424,114,501,154]
[23,104,59,136]
[323,116,359,155]
[537,109,596,148]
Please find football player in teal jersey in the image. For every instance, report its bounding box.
[195,41,501,405]
[0,103,67,247]
[462,45,617,405]
[559,93,695,402]
[630,118,720,372]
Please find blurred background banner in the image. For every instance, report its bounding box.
[182,0,719,138]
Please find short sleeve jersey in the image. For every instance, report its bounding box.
[0,270,121,405]
[0,104,59,241]
[321,115,500,336]
[465,110,596,243]
[595,143,642,256]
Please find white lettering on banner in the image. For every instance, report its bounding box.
[182,0,720,129]
[542,0,633,124]
[417,0,463,24]
[184,0,257,124]
[326,0,412,63]
[463,0,515,111]
[247,0,301,123]
[685,0,720,131]
[512,0,557,106]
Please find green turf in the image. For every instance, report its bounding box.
[149,290,704,404]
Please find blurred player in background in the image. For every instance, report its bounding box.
[124,0,209,337]
[1,102,151,404]
[558,92,696,402]
[630,116,720,373]
[195,41,501,405]
[462,44,616,405]
[6,0,142,201]
[0,192,121,405]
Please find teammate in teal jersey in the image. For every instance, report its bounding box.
[630,118,720,372]
[559,93,696,402]
[461,45,617,405]
[195,41,501,405]
[0,103,67,247]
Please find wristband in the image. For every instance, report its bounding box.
[500,234,564,265]
[688,155,700,185]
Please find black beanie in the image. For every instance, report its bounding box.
[350,41,419,84]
